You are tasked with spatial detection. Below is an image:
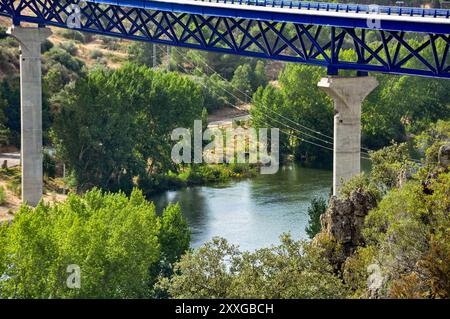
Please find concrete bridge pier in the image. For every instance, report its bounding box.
[7,26,52,207]
[318,76,378,196]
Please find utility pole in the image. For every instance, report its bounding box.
[167,46,171,71]
[153,44,157,68]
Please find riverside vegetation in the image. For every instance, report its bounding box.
[0,16,449,298]
[0,120,448,298]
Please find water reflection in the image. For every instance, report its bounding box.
[150,162,335,251]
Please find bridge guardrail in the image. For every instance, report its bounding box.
[192,0,450,18]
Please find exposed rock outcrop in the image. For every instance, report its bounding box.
[319,188,378,266]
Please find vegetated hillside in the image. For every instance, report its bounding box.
[0,21,130,213]
[0,18,129,76]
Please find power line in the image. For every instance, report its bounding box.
[163,46,423,164]
[172,47,423,162]
[185,49,336,142]
[161,45,343,155]
[168,46,340,149]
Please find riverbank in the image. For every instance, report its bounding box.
[0,167,68,222]
[150,163,332,251]
[138,163,258,197]
[0,163,257,220]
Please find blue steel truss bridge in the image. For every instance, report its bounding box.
[0,0,450,78]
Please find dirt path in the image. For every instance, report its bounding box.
[207,105,251,128]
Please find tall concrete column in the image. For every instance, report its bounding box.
[318,76,378,196]
[7,26,52,207]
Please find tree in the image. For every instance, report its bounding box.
[305,197,327,239]
[0,96,9,146]
[199,73,237,111]
[51,63,204,192]
[253,60,268,90]
[0,188,190,299]
[251,64,333,165]
[158,235,349,298]
[160,203,191,266]
[231,63,253,102]
[128,42,162,67]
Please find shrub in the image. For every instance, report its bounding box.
[89,49,103,60]
[58,29,86,43]
[339,173,380,201]
[45,48,85,73]
[158,234,350,299]
[41,39,54,53]
[415,119,450,165]
[369,142,418,191]
[59,41,78,55]
[0,186,6,205]
[305,197,327,239]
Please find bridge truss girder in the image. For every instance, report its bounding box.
[0,0,449,78]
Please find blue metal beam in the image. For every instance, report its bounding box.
[0,0,449,79]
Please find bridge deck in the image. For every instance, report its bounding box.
[1,0,450,78]
[89,0,450,33]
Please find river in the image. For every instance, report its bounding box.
[151,162,343,251]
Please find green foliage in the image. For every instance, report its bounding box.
[0,188,190,298]
[251,64,333,165]
[127,42,161,67]
[51,63,203,192]
[89,49,103,60]
[231,64,253,102]
[199,73,238,111]
[158,235,350,299]
[57,29,86,43]
[231,62,268,102]
[369,142,418,192]
[342,245,378,298]
[415,119,450,165]
[0,185,5,205]
[339,173,380,201]
[160,203,191,266]
[137,164,256,195]
[253,60,268,89]
[336,121,450,298]
[44,48,85,74]
[359,171,450,298]
[59,41,78,56]
[305,197,327,239]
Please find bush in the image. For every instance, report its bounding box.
[353,172,450,298]
[369,142,417,191]
[58,29,86,43]
[59,41,78,55]
[41,39,54,53]
[339,173,380,201]
[158,234,350,299]
[89,49,103,60]
[0,186,6,205]
[45,48,85,73]
[305,197,327,239]
[0,188,190,298]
